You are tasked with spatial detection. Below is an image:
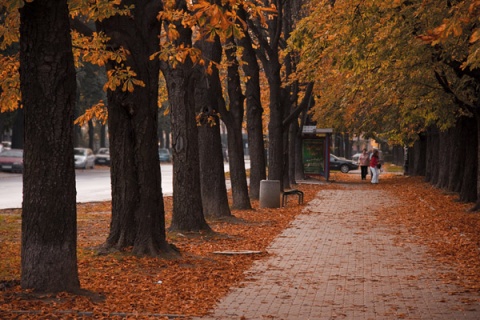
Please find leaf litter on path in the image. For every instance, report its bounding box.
[1,173,480,318]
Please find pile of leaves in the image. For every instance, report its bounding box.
[1,172,480,319]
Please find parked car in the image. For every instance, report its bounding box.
[330,154,359,173]
[95,148,110,165]
[1,141,11,151]
[158,148,171,162]
[74,147,95,169]
[0,149,23,173]
[351,152,362,164]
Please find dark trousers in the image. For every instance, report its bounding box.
[361,166,369,180]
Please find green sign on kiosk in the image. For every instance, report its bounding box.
[302,127,333,180]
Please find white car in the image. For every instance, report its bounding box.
[74,147,95,169]
[95,148,110,165]
[351,153,362,164]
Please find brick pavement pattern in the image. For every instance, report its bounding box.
[198,186,480,320]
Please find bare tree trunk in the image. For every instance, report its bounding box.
[425,127,439,183]
[160,0,210,231]
[238,7,266,200]
[11,108,24,149]
[468,111,480,210]
[97,0,172,255]
[20,0,79,292]
[222,36,251,210]
[195,36,231,219]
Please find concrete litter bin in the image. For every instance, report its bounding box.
[259,180,281,208]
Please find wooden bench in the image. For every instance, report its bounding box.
[282,189,304,207]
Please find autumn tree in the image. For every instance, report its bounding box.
[417,0,479,210]
[85,0,174,255]
[244,0,310,189]
[19,0,80,292]
[237,6,266,199]
[158,0,211,232]
[194,34,232,219]
[245,0,285,186]
[289,0,479,207]
[221,34,252,209]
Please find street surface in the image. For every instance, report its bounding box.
[0,162,244,210]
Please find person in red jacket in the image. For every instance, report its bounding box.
[369,149,380,184]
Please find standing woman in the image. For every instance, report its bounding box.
[358,148,370,180]
[369,149,380,184]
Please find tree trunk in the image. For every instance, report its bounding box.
[11,108,24,149]
[247,1,285,189]
[160,0,210,231]
[468,110,480,210]
[104,102,137,248]
[412,134,427,176]
[88,119,94,150]
[435,129,451,189]
[100,124,107,148]
[288,122,298,186]
[238,7,266,200]
[448,119,466,193]
[97,0,171,255]
[425,127,439,183]
[163,63,211,231]
[222,36,251,210]
[194,37,231,219]
[20,0,79,292]
[266,64,284,187]
[458,115,477,203]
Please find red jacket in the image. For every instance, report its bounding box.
[370,155,379,167]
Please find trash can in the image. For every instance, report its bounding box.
[259,180,281,208]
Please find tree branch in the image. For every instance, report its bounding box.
[282,82,314,127]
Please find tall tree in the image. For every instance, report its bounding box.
[159,0,211,232]
[94,0,173,255]
[221,35,251,209]
[289,0,479,208]
[194,35,232,219]
[246,0,287,187]
[237,6,266,200]
[19,0,79,292]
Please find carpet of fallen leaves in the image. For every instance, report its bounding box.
[1,170,480,319]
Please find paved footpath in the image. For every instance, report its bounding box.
[197,184,480,320]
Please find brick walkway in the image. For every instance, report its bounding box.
[197,186,480,320]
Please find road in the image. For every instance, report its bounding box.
[0,162,241,210]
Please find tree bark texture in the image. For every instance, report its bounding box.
[248,1,285,188]
[435,129,451,189]
[288,120,299,186]
[161,0,210,231]
[97,0,170,255]
[469,110,480,210]
[410,134,427,176]
[20,0,79,292]
[11,108,24,149]
[266,65,285,187]
[447,120,466,193]
[458,115,477,203]
[412,120,477,207]
[424,126,439,183]
[223,37,251,210]
[238,7,266,200]
[194,37,231,219]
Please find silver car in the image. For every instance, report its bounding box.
[95,148,110,166]
[74,148,95,169]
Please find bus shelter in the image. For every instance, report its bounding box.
[302,127,333,181]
